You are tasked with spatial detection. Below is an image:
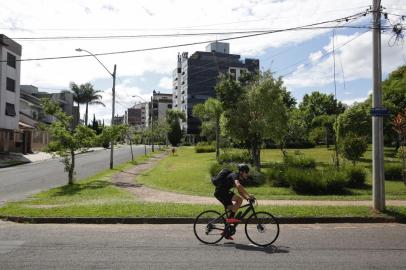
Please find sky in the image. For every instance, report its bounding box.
[1,0,405,124]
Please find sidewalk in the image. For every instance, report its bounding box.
[0,147,106,168]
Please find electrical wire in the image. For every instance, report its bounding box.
[0,10,371,63]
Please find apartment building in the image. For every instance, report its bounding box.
[0,35,22,152]
[172,42,259,141]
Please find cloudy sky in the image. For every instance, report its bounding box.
[1,0,405,124]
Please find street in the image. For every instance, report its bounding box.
[0,222,405,270]
[0,145,150,204]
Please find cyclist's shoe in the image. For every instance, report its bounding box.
[221,232,234,240]
[225,218,241,224]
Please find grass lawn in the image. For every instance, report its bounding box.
[1,147,405,218]
[136,146,406,200]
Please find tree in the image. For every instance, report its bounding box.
[335,101,371,140]
[382,65,406,147]
[82,83,105,126]
[89,114,103,135]
[41,98,96,184]
[98,124,129,149]
[299,91,345,122]
[166,109,185,147]
[393,108,406,183]
[70,82,86,124]
[339,133,368,165]
[218,71,288,169]
[193,98,223,159]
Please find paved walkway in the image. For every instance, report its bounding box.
[0,147,111,167]
[112,152,406,207]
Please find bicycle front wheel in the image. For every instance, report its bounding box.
[193,210,226,245]
[245,211,279,247]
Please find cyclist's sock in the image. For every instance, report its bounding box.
[225,217,241,223]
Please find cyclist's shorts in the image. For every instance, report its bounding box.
[214,190,234,207]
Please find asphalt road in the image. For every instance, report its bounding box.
[0,145,150,204]
[0,222,405,270]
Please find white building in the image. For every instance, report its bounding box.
[0,34,22,152]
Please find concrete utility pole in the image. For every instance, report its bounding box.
[75,48,117,170]
[372,0,385,211]
[110,64,117,169]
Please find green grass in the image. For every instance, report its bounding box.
[136,146,406,200]
[1,147,405,218]
[1,199,406,218]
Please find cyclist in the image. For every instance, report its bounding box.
[214,163,253,227]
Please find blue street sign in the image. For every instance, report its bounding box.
[371,107,391,117]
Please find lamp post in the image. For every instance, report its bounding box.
[76,48,116,169]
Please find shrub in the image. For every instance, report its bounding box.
[284,167,347,195]
[283,154,316,169]
[195,142,216,153]
[208,162,265,187]
[218,149,252,164]
[343,166,367,188]
[209,162,237,177]
[264,164,290,187]
[339,134,368,164]
[385,163,403,181]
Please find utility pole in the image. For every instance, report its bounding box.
[372,0,385,211]
[110,64,117,169]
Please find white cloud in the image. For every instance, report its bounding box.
[1,0,404,117]
[342,97,368,106]
[309,51,323,62]
[158,76,172,90]
[284,30,406,88]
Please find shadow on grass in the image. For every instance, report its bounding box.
[382,209,406,221]
[52,180,113,197]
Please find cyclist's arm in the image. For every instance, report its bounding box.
[234,180,251,200]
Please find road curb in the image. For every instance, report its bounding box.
[1,216,405,224]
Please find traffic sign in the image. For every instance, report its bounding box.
[371,107,391,117]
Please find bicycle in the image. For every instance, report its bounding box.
[193,197,280,247]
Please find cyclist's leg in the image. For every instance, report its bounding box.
[230,193,242,215]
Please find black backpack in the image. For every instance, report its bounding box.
[211,168,232,187]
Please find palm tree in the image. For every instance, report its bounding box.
[70,82,86,124]
[81,83,105,126]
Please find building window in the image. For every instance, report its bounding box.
[168,104,172,109]
[7,53,17,68]
[5,103,16,117]
[6,78,16,92]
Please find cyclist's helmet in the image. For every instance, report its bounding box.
[237,163,250,173]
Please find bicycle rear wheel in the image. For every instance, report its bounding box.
[193,210,226,245]
[245,211,279,247]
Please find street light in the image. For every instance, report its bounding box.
[76,48,117,169]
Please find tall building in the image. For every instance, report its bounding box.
[149,90,172,126]
[0,35,22,152]
[172,42,259,141]
[127,102,148,128]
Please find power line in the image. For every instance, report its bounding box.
[279,29,370,77]
[1,10,371,63]
[9,27,376,41]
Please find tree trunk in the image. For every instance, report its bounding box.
[85,102,89,126]
[250,136,261,171]
[77,103,81,124]
[215,118,220,160]
[68,149,75,185]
